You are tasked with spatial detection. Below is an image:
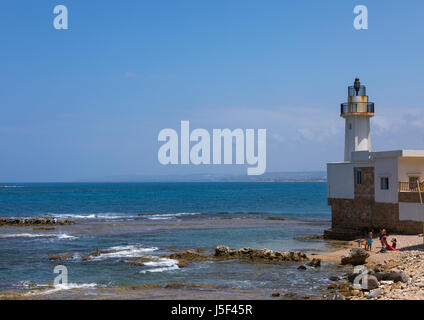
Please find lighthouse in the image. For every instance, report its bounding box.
[326,78,424,240]
[341,78,375,161]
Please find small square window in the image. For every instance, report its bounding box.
[356,170,362,185]
[380,177,389,190]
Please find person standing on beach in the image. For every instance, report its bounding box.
[366,231,373,251]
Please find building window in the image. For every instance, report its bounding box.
[356,170,362,185]
[380,177,389,190]
[409,176,420,191]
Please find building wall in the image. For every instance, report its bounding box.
[374,157,398,203]
[328,162,422,234]
[399,202,424,222]
[398,157,424,181]
[328,199,422,234]
[327,162,354,199]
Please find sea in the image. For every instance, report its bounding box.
[0,182,348,299]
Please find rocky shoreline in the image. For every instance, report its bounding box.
[0,217,75,226]
[315,235,424,300]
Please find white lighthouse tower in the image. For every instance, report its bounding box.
[341,78,375,161]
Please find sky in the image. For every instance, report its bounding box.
[1,0,424,182]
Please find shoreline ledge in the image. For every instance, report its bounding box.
[0,217,75,226]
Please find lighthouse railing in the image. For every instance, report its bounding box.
[340,102,374,115]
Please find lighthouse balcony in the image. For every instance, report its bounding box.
[340,102,374,116]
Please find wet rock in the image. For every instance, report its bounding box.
[82,249,119,261]
[214,245,308,262]
[329,276,340,281]
[298,265,307,270]
[168,249,213,262]
[307,258,321,268]
[271,292,280,297]
[341,248,370,265]
[265,217,289,221]
[49,253,74,261]
[367,288,382,299]
[0,217,75,226]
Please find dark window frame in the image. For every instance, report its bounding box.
[356,170,362,185]
[380,177,389,190]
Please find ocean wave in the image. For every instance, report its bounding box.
[89,244,158,261]
[24,283,97,296]
[0,233,77,240]
[140,258,179,273]
[52,213,138,220]
[141,212,203,220]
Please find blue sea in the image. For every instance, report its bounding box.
[0,182,346,299]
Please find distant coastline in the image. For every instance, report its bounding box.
[77,171,327,183]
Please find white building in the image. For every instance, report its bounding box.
[326,78,423,239]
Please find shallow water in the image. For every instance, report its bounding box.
[0,182,347,299]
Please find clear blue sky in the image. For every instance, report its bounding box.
[1,0,424,181]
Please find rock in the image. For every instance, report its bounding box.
[307,258,321,268]
[374,272,408,283]
[341,248,370,265]
[214,245,234,257]
[49,253,74,261]
[327,283,338,289]
[168,249,212,262]
[329,276,340,281]
[214,245,308,262]
[177,262,188,268]
[367,275,379,290]
[298,265,307,270]
[367,288,382,299]
[350,289,361,296]
[0,217,75,226]
[338,282,351,292]
[347,273,378,290]
[326,293,345,300]
[271,292,280,297]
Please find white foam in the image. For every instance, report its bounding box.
[140,265,179,273]
[88,244,158,261]
[145,212,202,220]
[53,213,136,220]
[140,258,179,273]
[0,233,77,240]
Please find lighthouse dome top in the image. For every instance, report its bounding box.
[348,77,366,96]
[341,77,375,117]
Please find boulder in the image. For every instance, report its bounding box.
[367,275,379,290]
[298,265,307,270]
[374,272,408,283]
[341,248,370,265]
[347,273,379,290]
[307,258,321,268]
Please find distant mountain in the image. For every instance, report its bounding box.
[81,171,326,183]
